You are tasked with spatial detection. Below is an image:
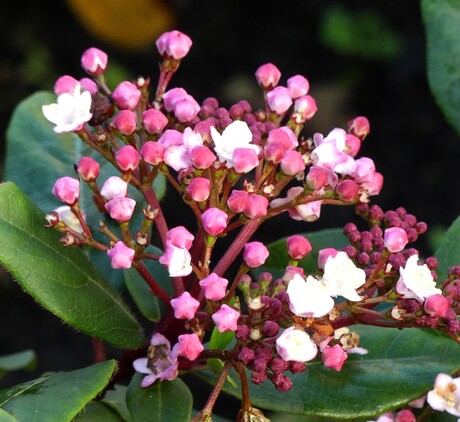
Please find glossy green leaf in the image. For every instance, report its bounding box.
[0,409,18,422]
[102,384,132,422]
[0,360,117,422]
[255,228,348,279]
[422,0,460,136]
[4,91,166,290]
[199,326,460,418]
[74,401,125,422]
[435,216,460,281]
[126,375,193,422]
[0,182,144,348]
[124,253,172,322]
[0,350,36,376]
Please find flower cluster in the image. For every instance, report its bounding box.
[41,29,460,419]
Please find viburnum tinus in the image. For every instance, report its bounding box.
[41,28,460,420]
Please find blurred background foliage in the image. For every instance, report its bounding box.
[0,0,459,412]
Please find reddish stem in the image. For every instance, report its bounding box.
[142,186,168,247]
[133,261,171,307]
[92,338,106,363]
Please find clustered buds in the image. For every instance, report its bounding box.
[41,29,460,419]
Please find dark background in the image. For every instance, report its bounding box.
[0,0,459,404]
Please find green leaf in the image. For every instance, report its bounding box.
[4,91,166,290]
[124,253,172,322]
[0,360,117,422]
[0,350,36,376]
[102,384,132,422]
[255,228,348,279]
[126,375,193,422]
[74,401,125,422]
[435,216,460,281]
[0,182,144,348]
[0,409,19,422]
[198,326,460,418]
[422,0,460,136]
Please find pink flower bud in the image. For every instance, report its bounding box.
[116,145,142,172]
[80,78,98,94]
[255,63,281,90]
[321,344,348,371]
[199,273,228,300]
[190,146,216,169]
[344,134,361,157]
[156,30,193,60]
[140,141,165,166]
[112,110,137,135]
[395,409,416,422]
[100,176,128,200]
[52,176,80,205]
[280,150,305,176]
[318,248,339,270]
[158,129,183,148]
[362,171,384,196]
[283,266,305,282]
[112,81,141,110]
[159,245,192,277]
[77,156,100,182]
[335,179,360,202]
[107,241,135,269]
[54,75,79,95]
[81,47,108,76]
[142,109,169,134]
[384,227,409,253]
[264,142,286,165]
[287,235,312,260]
[194,120,214,142]
[243,241,269,268]
[166,226,194,250]
[186,177,211,202]
[201,208,228,236]
[287,75,310,98]
[104,197,136,223]
[212,304,240,332]
[163,88,188,112]
[173,95,200,123]
[267,127,298,150]
[267,86,293,114]
[227,190,249,213]
[348,116,370,140]
[170,291,199,320]
[424,294,450,318]
[292,95,317,123]
[244,194,268,219]
[306,166,329,190]
[232,148,259,173]
[163,145,191,172]
[175,333,204,361]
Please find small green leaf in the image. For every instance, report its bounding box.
[435,216,460,281]
[102,384,132,422]
[126,375,193,422]
[4,91,166,291]
[0,350,36,376]
[74,401,125,422]
[198,326,460,418]
[124,253,172,322]
[0,182,144,348]
[255,228,348,279]
[0,408,19,422]
[0,360,117,422]
[422,0,460,136]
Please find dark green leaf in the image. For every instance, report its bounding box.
[0,360,117,422]
[0,350,36,376]
[422,0,460,136]
[255,228,348,279]
[4,91,166,290]
[0,182,144,348]
[0,409,19,422]
[126,375,193,422]
[74,401,125,422]
[199,326,460,418]
[435,216,460,281]
[102,384,132,422]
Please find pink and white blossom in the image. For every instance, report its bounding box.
[199,273,228,300]
[166,226,194,250]
[77,156,100,182]
[427,373,460,416]
[287,235,312,260]
[243,242,269,268]
[159,245,193,277]
[52,176,80,205]
[116,145,142,171]
[287,74,310,98]
[267,86,293,114]
[141,141,165,166]
[104,197,136,223]
[424,294,450,318]
[186,177,211,202]
[212,304,240,332]
[156,30,192,60]
[275,327,318,362]
[112,110,137,136]
[255,63,281,90]
[54,75,79,95]
[201,208,228,236]
[174,333,204,361]
[142,108,169,134]
[112,81,141,110]
[170,291,200,320]
[321,344,348,371]
[396,255,441,302]
[107,241,135,269]
[46,205,84,234]
[384,227,409,253]
[133,333,178,387]
[81,47,108,75]
[100,176,128,200]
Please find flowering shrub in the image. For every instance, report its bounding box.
[1,6,460,421]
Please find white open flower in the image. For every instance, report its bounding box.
[42,85,92,133]
[427,373,460,416]
[276,327,318,362]
[321,251,365,301]
[396,254,441,302]
[287,274,334,317]
[47,205,84,234]
[211,120,260,168]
